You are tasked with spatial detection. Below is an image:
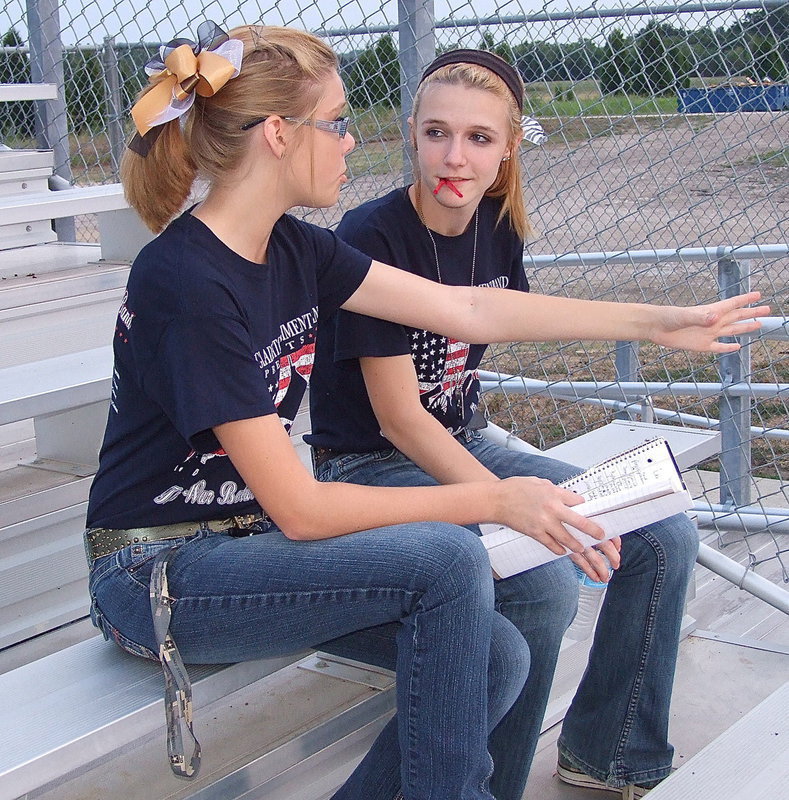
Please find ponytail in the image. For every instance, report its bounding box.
[120,114,196,233]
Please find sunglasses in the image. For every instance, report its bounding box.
[240,116,351,138]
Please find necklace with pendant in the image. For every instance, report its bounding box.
[424,207,479,286]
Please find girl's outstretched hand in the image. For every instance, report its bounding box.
[650,291,770,353]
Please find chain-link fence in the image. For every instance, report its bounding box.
[1,0,787,579]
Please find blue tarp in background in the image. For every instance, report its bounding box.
[678,85,789,113]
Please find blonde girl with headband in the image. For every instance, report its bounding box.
[307,49,749,799]
[86,24,765,799]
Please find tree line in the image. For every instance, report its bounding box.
[345,8,787,107]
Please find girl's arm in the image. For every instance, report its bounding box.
[344,261,769,352]
[360,354,499,485]
[360,353,619,579]
[213,411,605,556]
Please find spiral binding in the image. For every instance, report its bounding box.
[559,437,684,493]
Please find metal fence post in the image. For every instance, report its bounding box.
[102,36,124,180]
[25,0,75,240]
[717,253,752,508]
[397,0,434,184]
[615,340,640,419]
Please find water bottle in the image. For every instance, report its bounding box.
[564,562,612,641]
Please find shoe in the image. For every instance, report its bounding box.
[556,756,657,799]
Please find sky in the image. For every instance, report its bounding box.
[2,0,747,49]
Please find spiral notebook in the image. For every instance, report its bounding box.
[481,437,693,579]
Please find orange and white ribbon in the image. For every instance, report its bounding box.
[130,23,243,138]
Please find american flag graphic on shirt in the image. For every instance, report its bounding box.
[274,341,315,407]
[410,328,478,427]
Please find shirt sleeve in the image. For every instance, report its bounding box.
[332,210,411,364]
[309,223,373,319]
[143,312,276,452]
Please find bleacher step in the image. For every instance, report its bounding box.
[0,242,101,283]
[181,688,395,800]
[0,346,112,424]
[0,165,52,196]
[0,261,129,307]
[646,681,789,799]
[0,148,54,172]
[0,83,57,102]
[0,183,127,226]
[0,257,128,366]
[545,419,721,471]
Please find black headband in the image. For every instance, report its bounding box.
[419,49,524,110]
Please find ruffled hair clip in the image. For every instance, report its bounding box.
[129,21,244,156]
[520,115,547,146]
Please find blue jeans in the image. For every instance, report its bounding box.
[88,518,530,800]
[315,434,698,799]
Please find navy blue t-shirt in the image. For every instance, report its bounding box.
[87,210,370,530]
[307,188,528,453]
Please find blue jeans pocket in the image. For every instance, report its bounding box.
[88,536,197,660]
[317,448,401,483]
[91,599,159,661]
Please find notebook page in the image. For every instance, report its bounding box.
[481,438,692,579]
[561,438,685,500]
[482,490,692,579]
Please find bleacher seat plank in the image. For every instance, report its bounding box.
[0,503,89,648]
[0,165,52,196]
[0,260,128,309]
[0,636,309,799]
[0,149,53,173]
[0,242,100,281]
[545,419,721,471]
[0,345,113,425]
[0,82,57,101]
[0,183,127,225]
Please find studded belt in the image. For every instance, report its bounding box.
[84,513,268,562]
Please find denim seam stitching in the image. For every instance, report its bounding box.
[611,527,667,783]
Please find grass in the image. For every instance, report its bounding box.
[523,79,679,117]
[525,93,678,118]
[346,140,404,177]
[746,147,789,168]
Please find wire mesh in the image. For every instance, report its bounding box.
[1,0,786,578]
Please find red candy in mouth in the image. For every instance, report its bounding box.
[433,178,464,198]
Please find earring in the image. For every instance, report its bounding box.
[501,155,511,162]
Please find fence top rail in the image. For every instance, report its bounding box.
[524,244,789,269]
[3,3,784,48]
[316,1,782,37]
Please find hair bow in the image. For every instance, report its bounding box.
[129,21,243,152]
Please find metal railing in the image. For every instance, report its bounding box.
[480,243,788,580]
